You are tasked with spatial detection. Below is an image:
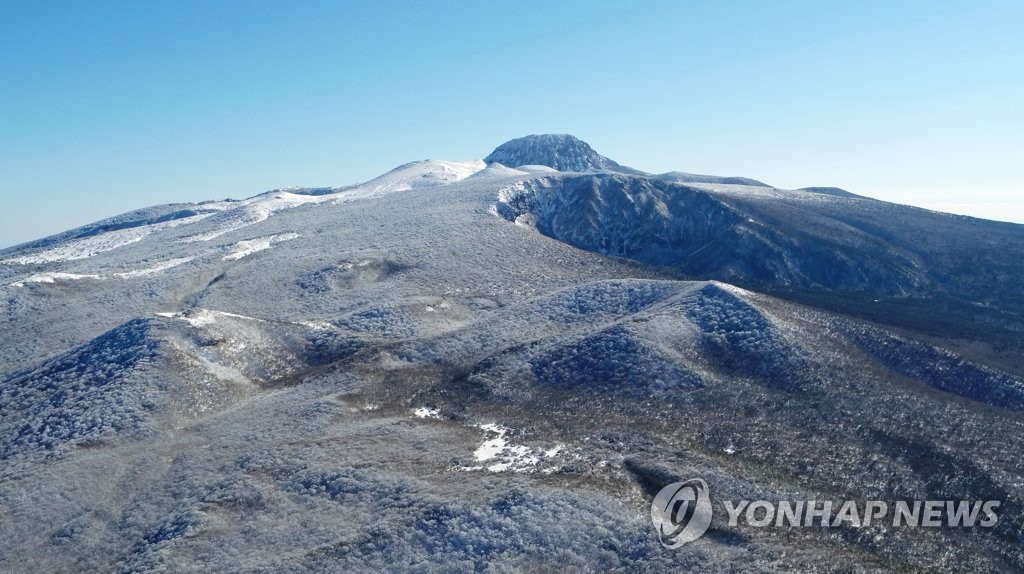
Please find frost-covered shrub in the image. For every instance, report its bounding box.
[0,318,162,458]
[530,324,702,396]
[538,280,672,322]
[685,285,807,390]
[845,326,1024,412]
[335,306,415,337]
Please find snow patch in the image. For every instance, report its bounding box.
[156,308,260,328]
[460,423,565,473]
[544,445,563,458]
[413,407,442,420]
[183,311,219,328]
[114,257,195,278]
[2,233,144,265]
[10,272,102,287]
[182,194,324,243]
[223,232,300,261]
[1,214,210,265]
[7,256,195,287]
[515,164,560,173]
[708,280,753,297]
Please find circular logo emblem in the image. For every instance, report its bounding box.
[650,478,713,548]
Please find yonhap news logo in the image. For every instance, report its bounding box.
[650,479,714,548]
[651,478,1000,547]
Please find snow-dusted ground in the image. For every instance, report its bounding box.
[334,159,486,199]
[179,194,323,243]
[0,136,1022,573]
[7,257,196,286]
[1,159,486,267]
[223,232,301,260]
[0,214,208,265]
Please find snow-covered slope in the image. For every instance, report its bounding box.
[0,159,485,266]
[654,171,771,187]
[1,135,1023,573]
[345,159,487,196]
[485,134,642,173]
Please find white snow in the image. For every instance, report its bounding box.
[1,214,211,265]
[181,160,485,241]
[182,194,324,242]
[298,320,336,330]
[328,159,487,205]
[709,280,754,297]
[544,445,563,458]
[4,158,486,268]
[413,407,442,419]
[467,163,529,179]
[514,164,559,173]
[1,232,145,265]
[156,308,260,328]
[473,423,512,461]
[114,256,194,278]
[195,355,251,386]
[182,311,219,328]
[6,256,196,287]
[464,423,549,473]
[223,232,300,260]
[689,182,851,206]
[11,272,102,287]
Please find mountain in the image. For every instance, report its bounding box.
[1,135,1022,572]
[493,172,1024,301]
[484,133,643,173]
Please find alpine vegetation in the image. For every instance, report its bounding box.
[1,135,1022,573]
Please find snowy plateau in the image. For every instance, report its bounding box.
[1,134,1023,572]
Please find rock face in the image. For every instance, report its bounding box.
[484,134,637,173]
[494,173,928,294]
[493,169,1024,316]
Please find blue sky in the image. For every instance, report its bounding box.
[1,0,1021,248]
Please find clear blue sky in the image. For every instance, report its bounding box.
[2,0,1022,248]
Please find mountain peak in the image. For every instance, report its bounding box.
[485,134,634,173]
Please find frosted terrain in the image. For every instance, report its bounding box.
[0,135,1022,572]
